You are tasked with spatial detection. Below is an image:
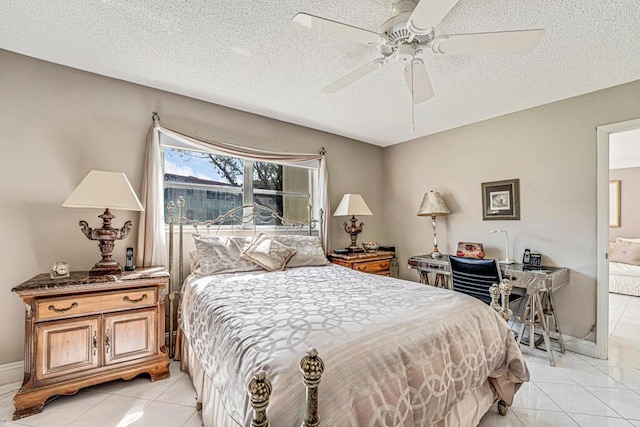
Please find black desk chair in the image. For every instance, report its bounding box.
[448,256,525,306]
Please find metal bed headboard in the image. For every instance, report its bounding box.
[166,196,324,358]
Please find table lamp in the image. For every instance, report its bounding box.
[333,194,372,252]
[63,170,144,276]
[417,191,450,259]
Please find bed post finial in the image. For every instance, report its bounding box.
[300,348,324,427]
[489,283,501,312]
[248,371,272,427]
[499,279,513,321]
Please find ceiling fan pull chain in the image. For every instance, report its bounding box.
[411,60,415,132]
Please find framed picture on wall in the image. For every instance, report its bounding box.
[481,179,520,220]
[609,180,621,227]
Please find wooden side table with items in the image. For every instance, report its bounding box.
[11,266,170,420]
[327,251,395,276]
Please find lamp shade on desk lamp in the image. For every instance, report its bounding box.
[417,191,450,259]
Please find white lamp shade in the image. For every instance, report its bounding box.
[63,170,144,211]
[333,193,373,216]
[417,191,450,216]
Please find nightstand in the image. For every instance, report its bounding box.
[11,267,170,420]
[327,251,395,276]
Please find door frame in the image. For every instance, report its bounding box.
[596,118,640,359]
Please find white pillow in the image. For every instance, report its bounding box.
[610,240,640,266]
[272,235,329,268]
[617,237,640,243]
[193,235,261,275]
[241,233,296,272]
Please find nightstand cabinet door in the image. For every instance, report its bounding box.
[35,316,100,381]
[104,308,157,365]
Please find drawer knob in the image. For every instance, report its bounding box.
[47,302,78,313]
[123,294,148,304]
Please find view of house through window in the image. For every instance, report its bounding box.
[163,147,313,225]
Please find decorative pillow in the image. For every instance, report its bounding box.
[456,242,485,259]
[610,240,640,266]
[608,242,616,256]
[193,235,261,275]
[188,249,202,275]
[272,235,329,268]
[617,237,640,243]
[241,233,296,272]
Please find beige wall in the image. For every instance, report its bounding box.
[0,49,385,365]
[4,45,640,364]
[383,79,640,339]
[609,167,640,241]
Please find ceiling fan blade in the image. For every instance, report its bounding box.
[407,0,459,34]
[292,12,385,45]
[431,29,545,55]
[322,58,387,93]
[403,59,435,104]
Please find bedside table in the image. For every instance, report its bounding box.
[11,267,170,420]
[327,251,395,276]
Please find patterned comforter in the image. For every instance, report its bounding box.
[179,264,529,426]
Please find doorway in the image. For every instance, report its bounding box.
[596,118,640,359]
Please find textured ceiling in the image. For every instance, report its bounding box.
[1,0,639,147]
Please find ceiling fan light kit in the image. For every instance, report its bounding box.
[291,0,544,105]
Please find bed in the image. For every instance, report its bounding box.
[168,201,529,426]
[609,238,640,297]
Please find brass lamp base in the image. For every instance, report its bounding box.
[430,251,443,259]
[344,215,365,253]
[79,208,133,277]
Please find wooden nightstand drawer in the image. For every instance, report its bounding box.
[36,288,156,321]
[353,260,390,274]
[327,250,395,276]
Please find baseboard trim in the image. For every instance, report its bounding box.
[0,361,23,386]
[563,336,597,358]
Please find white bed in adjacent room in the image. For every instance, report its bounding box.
[609,238,640,297]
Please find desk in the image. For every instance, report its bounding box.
[407,255,449,287]
[408,254,570,366]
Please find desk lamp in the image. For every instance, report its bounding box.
[333,194,372,252]
[417,191,450,259]
[63,170,144,276]
[490,229,515,264]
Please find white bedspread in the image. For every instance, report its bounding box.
[179,264,529,426]
[609,261,640,296]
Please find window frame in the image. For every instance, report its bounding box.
[162,146,317,230]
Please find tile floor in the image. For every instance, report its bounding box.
[1,293,639,427]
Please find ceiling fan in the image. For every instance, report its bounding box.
[291,0,544,104]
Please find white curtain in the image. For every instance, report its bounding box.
[136,116,167,267]
[137,119,330,267]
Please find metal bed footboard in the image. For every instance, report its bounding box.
[249,348,325,427]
